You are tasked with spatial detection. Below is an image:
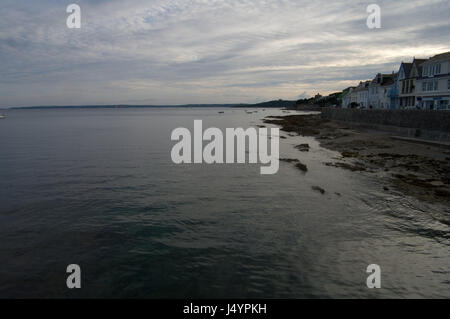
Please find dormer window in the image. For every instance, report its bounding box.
[423,63,442,77]
[435,63,441,75]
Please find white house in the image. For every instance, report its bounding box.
[356,81,370,109]
[350,87,357,106]
[355,81,370,108]
[368,73,396,109]
[398,58,427,109]
[415,52,450,110]
[342,87,358,108]
[341,87,354,108]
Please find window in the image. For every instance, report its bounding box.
[424,64,442,77]
[424,80,439,91]
[408,80,413,93]
[448,79,450,90]
[430,63,442,75]
[438,100,449,110]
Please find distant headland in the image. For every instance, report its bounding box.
[10,100,297,110]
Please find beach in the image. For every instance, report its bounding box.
[265,113,450,210]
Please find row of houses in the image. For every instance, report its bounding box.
[341,51,450,110]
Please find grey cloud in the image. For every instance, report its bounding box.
[0,0,449,107]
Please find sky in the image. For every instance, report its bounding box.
[0,0,449,107]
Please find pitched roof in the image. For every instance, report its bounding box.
[427,51,450,62]
[400,62,413,78]
[413,58,427,76]
[370,73,395,85]
[354,80,370,91]
[413,58,427,65]
[381,77,394,86]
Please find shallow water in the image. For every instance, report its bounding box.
[0,108,448,298]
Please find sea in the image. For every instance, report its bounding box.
[0,107,448,298]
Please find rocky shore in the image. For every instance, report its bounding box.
[265,114,450,206]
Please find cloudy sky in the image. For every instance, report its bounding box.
[1,0,449,107]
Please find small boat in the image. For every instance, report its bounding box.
[0,114,5,119]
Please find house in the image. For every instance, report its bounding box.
[341,87,353,108]
[342,86,356,109]
[387,73,400,109]
[380,76,395,109]
[398,58,427,108]
[337,51,450,111]
[379,73,395,109]
[350,87,358,107]
[368,73,396,109]
[415,52,450,110]
[355,81,370,108]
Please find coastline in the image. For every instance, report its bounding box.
[265,113,450,208]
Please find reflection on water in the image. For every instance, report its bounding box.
[0,108,448,298]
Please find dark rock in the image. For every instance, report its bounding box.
[341,151,359,158]
[280,158,300,163]
[325,162,366,172]
[295,162,308,172]
[263,114,325,136]
[312,186,325,194]
[295,144,310,152]
[435,189,450,198]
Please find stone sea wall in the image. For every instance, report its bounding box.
[320,108,450,140]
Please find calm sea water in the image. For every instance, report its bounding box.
[0,108,448,298]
